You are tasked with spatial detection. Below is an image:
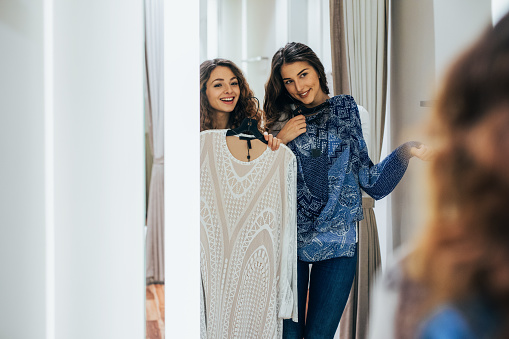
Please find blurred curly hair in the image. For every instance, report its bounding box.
[409,11,509,315]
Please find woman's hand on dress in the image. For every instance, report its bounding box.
[411,144,434,161]
[277,115,307,144]
[264,132,281,151]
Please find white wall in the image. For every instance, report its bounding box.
[0,1,46,338]
[0,1,145,338]
[289,0,308,43]
[389,0,436,252]
[434,0,493,83]
[219,0,243,66]
[202,0,331,104]
[200,0,209,62]
[244,0,277,101]
[388,0,492,254]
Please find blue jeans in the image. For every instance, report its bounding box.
[283,248,357,339]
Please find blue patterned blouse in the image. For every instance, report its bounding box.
[286,95,419,262]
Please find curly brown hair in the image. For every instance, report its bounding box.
[200,59,261,132]
[409,11,509,319]
[263,42,329,132]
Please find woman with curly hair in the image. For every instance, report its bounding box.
[405,11,509,338]
[200,58,280,150]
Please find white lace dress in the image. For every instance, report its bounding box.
[200,130,298,339]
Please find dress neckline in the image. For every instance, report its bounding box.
[220,129,271,165]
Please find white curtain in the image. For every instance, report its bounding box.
[331,1,389,339]
[343,0,388,163]
[145,0,165,285]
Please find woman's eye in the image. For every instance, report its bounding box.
[300,73,308,78]
[214,83,222,88]
[284,80,293,85]
[231,82,239,86]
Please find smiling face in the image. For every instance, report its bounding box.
[205,66,241,117]
[280,61,329,108]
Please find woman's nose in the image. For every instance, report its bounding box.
[295,80,304,92]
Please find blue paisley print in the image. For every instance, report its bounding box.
[286,95,419,262]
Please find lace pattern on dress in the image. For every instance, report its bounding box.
[200,130,298,338]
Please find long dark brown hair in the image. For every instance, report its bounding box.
[409,11,509,328]
[263,42,329,131]
[200,59,259,131]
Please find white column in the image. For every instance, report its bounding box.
[52,1,145,338]
[164,0,200,337]
[0,1,145,338]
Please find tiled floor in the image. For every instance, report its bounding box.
[146,284,165,339]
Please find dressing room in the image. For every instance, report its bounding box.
[2,0,509,338]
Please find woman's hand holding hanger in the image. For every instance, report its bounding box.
[276,115,307,145]
[264,132,281,151]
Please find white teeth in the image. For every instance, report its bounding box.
[221,98,234,102]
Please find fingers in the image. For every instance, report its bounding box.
[293,115,306,121]
[296,122,307,132]
[266,133,281,151]
[412,144,435,161]
[270,137,280,151]
[287,119,307,133]
[274,137,280,150]
[277,116,307,144]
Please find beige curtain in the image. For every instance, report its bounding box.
[330,0,350,95]
[145,113,154,215]
[340,198,380,339]
[330,1,389,338]
[145,0,165,285]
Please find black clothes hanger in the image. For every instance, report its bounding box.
[226,97,268,145]
[291,100,329,117]
[225,117,267,143]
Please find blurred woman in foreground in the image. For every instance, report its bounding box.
[410,11,509,338]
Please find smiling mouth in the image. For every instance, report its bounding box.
[220,97,235,103]
[298,90,310,98]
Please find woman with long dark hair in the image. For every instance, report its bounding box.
[263,42,432,338]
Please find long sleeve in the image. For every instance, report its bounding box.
[349,102,420,200]
[358,142,420,200]
[278,154,298,321]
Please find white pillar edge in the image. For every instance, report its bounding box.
[492,0,509,25]
[43,0,55,338]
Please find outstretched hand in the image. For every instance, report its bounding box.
[264,132,281,151]
[411,144,434,161]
